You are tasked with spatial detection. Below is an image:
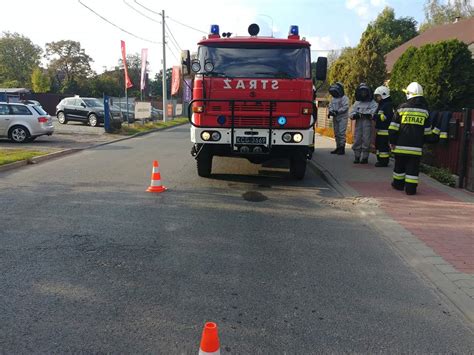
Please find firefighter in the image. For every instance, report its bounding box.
[350,83,378,164]
[389,82,432,195]
[373,86,394,167]
[327,82,349,155]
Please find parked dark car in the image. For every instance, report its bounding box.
[55,97,121,127]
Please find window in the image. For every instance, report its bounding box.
[197,44,311,79]
[0,104,9,115]
[10,105,32,115]
[32,106,48,115]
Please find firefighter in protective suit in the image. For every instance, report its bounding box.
[389,82,433,195]
[373,86,394,167]
[350,83,378,164]
[328,82,349,155]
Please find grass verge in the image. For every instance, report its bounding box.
[118,117,188,136]
[0,149,48,166]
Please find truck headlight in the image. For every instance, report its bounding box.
[201,131,211,141]
[282,133,292,143]
[293,133,303,143]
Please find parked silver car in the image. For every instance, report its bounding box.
[0,102,54,143]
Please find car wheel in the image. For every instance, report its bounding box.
[88,114,98,127]
[9,126,30,143]
[57,112,67,124]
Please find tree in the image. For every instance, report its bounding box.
[31,68,51,93]
[46,40,93,94]
[420,0,474,31]
[390,39,474,109]
[328,47,357,92]
[368,7,418,55]
[150,68,172,98]
[0,32,42,87]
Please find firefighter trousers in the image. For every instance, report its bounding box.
[352,118,372,159]
[392,154,421,194]
[375,131,390,166]
[333,115,348,148]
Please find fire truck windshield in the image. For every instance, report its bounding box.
[197,45,311,79]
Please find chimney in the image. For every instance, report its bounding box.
[454,16,461,23]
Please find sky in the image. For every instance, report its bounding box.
[0,0,429,76]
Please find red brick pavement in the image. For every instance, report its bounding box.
[348,182,474,274]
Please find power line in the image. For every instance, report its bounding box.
[122,0,161,24]
[165,23,182,51]
[77,0,161,44]
[133,0,161,16]
[167,16,208,35]
[165,43,179,62]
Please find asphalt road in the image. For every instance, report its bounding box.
[0,125,473,353]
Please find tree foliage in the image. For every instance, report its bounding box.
[389,39,474,109]
[46,40,93,94]
[420,0,474,31]
[31,68,51,93]
[368,7,418,55]
[0,32,42,87]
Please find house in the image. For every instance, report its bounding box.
[385,17,474,73]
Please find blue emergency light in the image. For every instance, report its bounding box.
[289,25,299,36]
[277,116,287,126]
[217,115,226,125]
[210,25,220,35]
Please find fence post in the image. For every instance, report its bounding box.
[458,108,472,189]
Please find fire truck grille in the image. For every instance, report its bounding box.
[210,102,277,112]
[233,117,276,127]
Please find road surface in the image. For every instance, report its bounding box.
[0,125,472,353]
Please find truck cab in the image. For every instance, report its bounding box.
[185,24,327,179]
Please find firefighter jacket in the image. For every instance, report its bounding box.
[389,96,433,156]
[374,97,394,136]
[350,100,378,119]
[438,111,451,142]
[328,95,349,121]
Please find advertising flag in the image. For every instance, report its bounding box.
[120,40,133,89]
[140,48,148,92]
[171,66,181,96]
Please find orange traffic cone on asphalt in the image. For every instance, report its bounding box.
[199,322,220,355]
[146,160,167,193]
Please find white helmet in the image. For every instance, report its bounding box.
[374,86,390,99]
[404,82,423,99]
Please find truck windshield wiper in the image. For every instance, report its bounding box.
[254,71,294,79]
[204,72,231,78]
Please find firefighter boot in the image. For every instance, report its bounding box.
[337,147,345,155]
[330,148,339,154]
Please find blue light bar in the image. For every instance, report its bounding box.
[278,116,287,126]
[289,25,299,36]
[210,25,220,35]
[217,115,226,125]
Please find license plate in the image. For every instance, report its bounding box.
[236,136,266,145]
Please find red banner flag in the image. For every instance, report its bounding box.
[171,66,181,96]
[120,40,133,89]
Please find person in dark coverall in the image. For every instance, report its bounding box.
[350,83,378,164]
[389,82,434,195]
[373,85,394,167]
[327,82,350,155]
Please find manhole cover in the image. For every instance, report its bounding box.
[242,191,268,202]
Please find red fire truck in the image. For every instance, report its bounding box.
[183,23,327,179]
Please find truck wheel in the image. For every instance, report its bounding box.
[197,150,212,177]
[290,154,307,180]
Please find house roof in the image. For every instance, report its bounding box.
[385,17,474,72]
[0,88,30,94]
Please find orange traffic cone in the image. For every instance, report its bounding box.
[146,160,167,193]
[199,322,220,355]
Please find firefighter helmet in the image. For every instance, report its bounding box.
[374,85,390,99]
[404,82,423,99]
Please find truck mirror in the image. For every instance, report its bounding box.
[181,50,191,76]
[315,56,327,81]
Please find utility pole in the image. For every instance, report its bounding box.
[161,10,168,122]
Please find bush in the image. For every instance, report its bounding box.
[390,39,474,110]
[419,163,456,187]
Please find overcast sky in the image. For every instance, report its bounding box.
[0,0,427,75]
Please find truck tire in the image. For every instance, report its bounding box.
[197,149,212,177]
[290,154,307,180]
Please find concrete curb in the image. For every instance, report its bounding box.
[309,150,474,326]
[0,122,188,173]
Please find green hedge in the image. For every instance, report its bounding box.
[389,39,474,110]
